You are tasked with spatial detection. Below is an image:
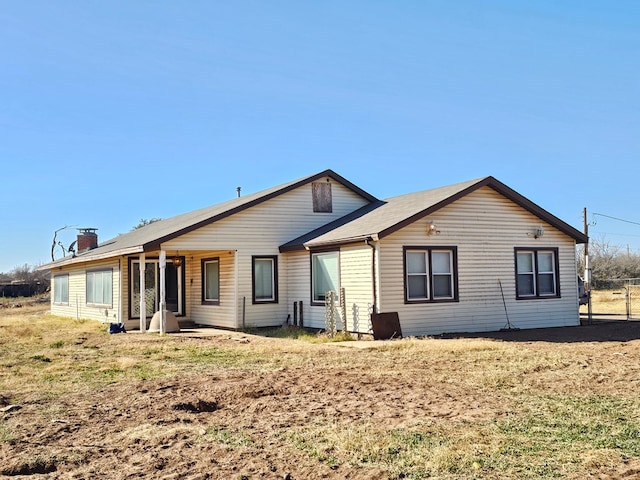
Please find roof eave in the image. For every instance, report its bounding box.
[41,245,145,270]
[376,176,588,244]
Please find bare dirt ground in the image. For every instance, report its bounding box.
[3,317,640,479]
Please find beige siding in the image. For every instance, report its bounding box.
[187,250,238,328]
[338,245,374,332]
[283,245,375,333]
[377,186,580,336]
[162,177,370,329]
[285,250,312,326]
[50,258,122,324]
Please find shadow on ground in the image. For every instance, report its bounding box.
[436,317,640,343]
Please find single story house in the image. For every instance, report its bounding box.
[42,169,588,336]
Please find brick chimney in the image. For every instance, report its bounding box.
[77,228,98,253]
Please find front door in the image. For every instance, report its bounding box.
[131,259,183,318]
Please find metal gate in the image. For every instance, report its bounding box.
[587,278,640,320]
[628,282,640,319]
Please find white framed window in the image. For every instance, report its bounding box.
[515,248,559,299]
[253,256,277,303]
[202,258,220,305]
[404,247,457,303]
[311,250,339,304]
[86,269,112,307]
[53,274,69,304]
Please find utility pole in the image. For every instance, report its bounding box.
[583,207,592,324]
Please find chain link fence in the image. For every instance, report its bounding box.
[584,278,640,319]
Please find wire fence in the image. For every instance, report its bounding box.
[585,278,640,319]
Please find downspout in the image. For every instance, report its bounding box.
[234,250,239,328]
[366,237,378,314]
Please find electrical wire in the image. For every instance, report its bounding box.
[592,213,640,227]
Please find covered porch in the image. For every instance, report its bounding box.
[123,249,239,332]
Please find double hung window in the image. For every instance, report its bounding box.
[515,248,559,299]
[404,247,457,302]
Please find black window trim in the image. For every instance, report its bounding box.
[252,255,279,304]
[201,257,221,305]
[514,247,561,300]
[310,248,341,306]
[403,246,459,304]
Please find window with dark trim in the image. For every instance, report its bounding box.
[86,269,113,307]
[53,274,69,305]
[311,250,339,304]
[515,247,560,299]
[252,256,278,303]
[404,246,458,303]
[202,258,220,305]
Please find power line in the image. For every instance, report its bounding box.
[592,212,640,227]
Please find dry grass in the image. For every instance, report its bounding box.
[2,305,640,479]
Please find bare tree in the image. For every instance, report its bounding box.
[579,236,640,288]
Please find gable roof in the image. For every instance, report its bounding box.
[42,169,378,269]
[280,176,588,251]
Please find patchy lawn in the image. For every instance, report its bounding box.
[2,303,640,479]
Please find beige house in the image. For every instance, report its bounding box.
[43,170,588,336]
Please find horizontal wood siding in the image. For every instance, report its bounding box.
[162,178,370,329]
[50,258,122,324]
[339,245,374,333]
[187,250,237,328]
[284,251,314,327]
[378,187,580,336]
[284,245,374,333]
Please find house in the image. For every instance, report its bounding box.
[42,170,588,336]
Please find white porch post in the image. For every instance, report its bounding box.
[159,250,167,335]
[139,253,146,332]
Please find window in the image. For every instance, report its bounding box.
[515,248,559,299]
[404,247,458,303]
[53,274,69,304]
[202,258,220,305]
[86,269,112,306]
[311,251,339,304]
[253,256,278,303]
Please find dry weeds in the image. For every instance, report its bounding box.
[2,302,640,479]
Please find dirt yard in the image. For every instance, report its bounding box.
[2,308,640,479]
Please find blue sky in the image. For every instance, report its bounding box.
[1,1,638,273]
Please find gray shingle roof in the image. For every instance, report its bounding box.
[281,176,587,251]
[41,169,377,269]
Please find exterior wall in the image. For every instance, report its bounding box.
[283,245,375,333]
[187,250,237,329]
[376,186,580,336]
[162,177,371,328]
[50,258,123,324]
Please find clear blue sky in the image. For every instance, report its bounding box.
[1,1,638,273]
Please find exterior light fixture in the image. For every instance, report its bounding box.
[529,226,545,239]
[427,221,440,235]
